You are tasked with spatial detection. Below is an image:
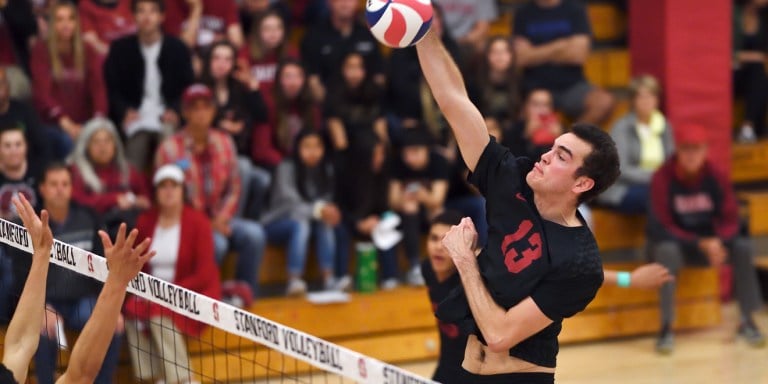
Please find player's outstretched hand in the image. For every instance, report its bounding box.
[443,217,479,265]
[13,194,53,256]
[630,263,674,289]
[98,223,155,286]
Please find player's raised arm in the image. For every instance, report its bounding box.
[416,30,489,172]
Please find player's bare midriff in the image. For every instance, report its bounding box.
[461,335,556,375]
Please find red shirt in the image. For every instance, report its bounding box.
[79,0,137,43]
[29,41,108,124]
[70,162,150,214]
[0,20,16,65]
[163,0,239,46]
[240,45,298,92]
[155,128,241,220]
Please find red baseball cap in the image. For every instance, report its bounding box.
[674,123,709,146]
[182,84,213,106]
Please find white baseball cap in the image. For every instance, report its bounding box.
[153,164,185,186]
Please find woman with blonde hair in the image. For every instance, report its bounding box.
[597,75,674,213]
[30,1,107,160]
[69,117,150,232]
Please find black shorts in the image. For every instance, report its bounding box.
[463,369,554,384]
[0,364,17,384]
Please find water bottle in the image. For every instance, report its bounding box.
[355,242,378,293]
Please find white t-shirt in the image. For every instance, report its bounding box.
[128,39,165,136]
[150,223,181,282]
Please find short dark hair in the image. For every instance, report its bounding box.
[0,123,26,141]
[570,123,620,204]
[41,162,71,184]
[431,210,464,228]
[131,0,164,13]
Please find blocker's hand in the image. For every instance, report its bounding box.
[98,224,155,286]
[13,194,53,255]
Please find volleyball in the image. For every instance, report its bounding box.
[365,0,433,48]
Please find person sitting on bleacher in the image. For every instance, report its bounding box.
[597,75,674,214]
[8,163,123,384]
[512,0,614,125]
[501,88,563,161]
[648,123,765,354]
[125,164,221,384]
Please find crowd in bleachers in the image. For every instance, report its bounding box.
[0,0,767,381]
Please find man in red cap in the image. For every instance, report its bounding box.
[155,83,266,300]
[648,123,764,354]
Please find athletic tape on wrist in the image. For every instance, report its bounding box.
[0,218,436,384]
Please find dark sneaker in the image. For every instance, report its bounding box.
[655,326,674,355]
[738,321,766,348]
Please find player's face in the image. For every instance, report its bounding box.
[526,133,593,197]
[402,145,429,171]
[342,54,365,89]
[633,87,657,118]
[53,5,77,42]
[279,64,305,99]
[427,224,456,277]
[210,45,235,80]
[0,130,27,170]
[298,134,325,168]
[134,2,163,34]
[488,39,513,72]
[40,169,72,209]
[156,179,184,209]
[87,128,116,166]
[676,143,708,175]
[259,15,285,50]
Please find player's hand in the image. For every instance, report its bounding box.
[98,223,154,286]
[13,194,53,255]
[629,263,674,289]
[442,217,478,265]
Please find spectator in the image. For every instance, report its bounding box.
[156,84,266,296]
[244,9,296,92]
[389,129,449,287]
[9,163,123,384]
[434,0,497,55]
[472,35,518,131]
[79,0,137,57]
[69,118,150,234]
[0,67,53,167]
[163,0,244,49]
[0,0,37,99]
[0,125,40,219]
[502,88,564,160]
[261,129,339,295]
[239,0,289,37]
[251,59,322,171]
[419,210,467,383]
[335,133,392,290]
[385,4,461,145]
[598,75,674,214]
[104,0,194,173]
[200,40,270,219]
[300,0,384,102]
[513,0,614,125]
[124,164,221,383]
[733,0,768,142]
[648,123,765,354]
[326,52,387,152]
[30,1,108,160]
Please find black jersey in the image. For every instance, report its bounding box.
[421,259,467,384]
[435,138,603,368]
[0,364,17,384]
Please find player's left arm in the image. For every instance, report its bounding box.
[442,217,553,352]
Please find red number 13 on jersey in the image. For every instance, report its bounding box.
[501,220,542,273]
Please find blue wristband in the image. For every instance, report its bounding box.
[617,272,631,288]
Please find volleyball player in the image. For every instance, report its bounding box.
[416,28,620,383]
[0,195,154,384]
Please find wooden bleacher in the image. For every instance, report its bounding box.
[591,208,647,251]
[732,141,768,184]
[182,263,719,382]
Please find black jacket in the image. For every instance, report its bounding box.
[1,0,38,72]
[104,35,194,127]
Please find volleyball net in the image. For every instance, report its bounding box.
[0,218,435,383]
